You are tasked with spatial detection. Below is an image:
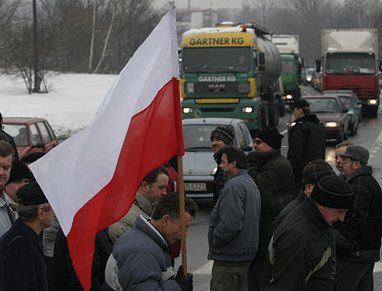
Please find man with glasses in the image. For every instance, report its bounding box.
[334,140,353,178]
[336,146,382,291]
[0,182,55,291]
[247,127,294,290]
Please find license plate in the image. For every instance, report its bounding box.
[185,183,207,192]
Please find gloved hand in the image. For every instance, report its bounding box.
[175,265,193,291]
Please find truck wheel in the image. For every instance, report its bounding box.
[268,102,279,127]
[369,106,378,118]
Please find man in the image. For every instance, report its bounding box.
[336,146,382,291]
[108,166,170,243]
[210,125,235,204]
[0,182,55,290]
[287,99,325,191]
[334,140,353,178]
[208,146,261,291]
[264,176,354,290]
[4,158,31,219]
[247,127,294,290]
[104,193,197,290]
[0,113,18,159]
[0,141,14,237]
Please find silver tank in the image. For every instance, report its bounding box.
[256,35,282,86]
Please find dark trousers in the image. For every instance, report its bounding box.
[210,260,251,291]
[336,260,374,291]
[247,259,265,291]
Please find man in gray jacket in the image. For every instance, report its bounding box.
[0,141,14,237]
[208,145,261,291]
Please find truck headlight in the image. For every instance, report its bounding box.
[286,94,293,100]
[325,122,339,127]
[237,83,250,93]
[183,107,193,114]
[241,106,253,113]
[186,83,194,93]
[368,99,377,105]
[306,76,312,82]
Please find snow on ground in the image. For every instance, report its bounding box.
[0,73,117,137]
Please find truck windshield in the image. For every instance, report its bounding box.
[282,59,295,73]
[182,47,251,73]
[325,53,375,75]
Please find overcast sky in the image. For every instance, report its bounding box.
[156,0,243,9]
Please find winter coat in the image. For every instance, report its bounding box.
[0,218,48,291]
[287,114,325,178]
[212,152,228,204]
[53,228,113,290]
[247,150,295,259]
[208,169,261,262]
[0,130,19,159]
[0,194,13,238]
[108,193,154,244]
[264,198,336,291]
[336,166,382,262]
[104,216,181,291]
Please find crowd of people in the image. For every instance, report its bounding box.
[0,97,381,291]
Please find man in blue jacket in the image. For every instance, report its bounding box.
[0,182,55,291]
[208,145,261,291]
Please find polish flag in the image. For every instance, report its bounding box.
[30,7,183,290]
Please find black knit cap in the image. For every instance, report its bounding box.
[311,176,354,209]
[16,182,49,206]
[6,159,31,185]
[210,125,235,145]
[257,127,283,150]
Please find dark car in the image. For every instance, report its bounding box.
[182,118,253,198]
[288,95,349,143]
[2,117,58,159]
[323,90,361,136]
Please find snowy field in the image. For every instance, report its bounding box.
[0,73,117,138]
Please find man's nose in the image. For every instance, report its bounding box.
[338,212,346,222]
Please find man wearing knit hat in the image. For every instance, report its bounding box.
[0,182,54,290]
[247,127,294,290]
[264,175,354,290]
[210,125,235,204]
[336,145,382,291]
[4,159,31,219]
[287,99,326,194]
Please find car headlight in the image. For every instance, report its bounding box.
[241,106,253,113]
[186,83,194,93]
[237,82,250,93]
[210,167,217,175]
[306,76,312,81]
[286,94,293,100]
[183,107,193,114]
[288,122,296,127]
[325,122,339,127]
[368,99,377,105]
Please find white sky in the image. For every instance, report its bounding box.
[156,0,244,9]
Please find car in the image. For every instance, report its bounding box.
[182,118,253,199]
[287,95,349,143]
[302,68,315,86]
[2,117,58,159]
[323,90,362,136]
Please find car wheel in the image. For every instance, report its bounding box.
[337,129,344,143]
[354,121,358,135]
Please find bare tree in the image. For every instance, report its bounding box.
[243,0,276,24]
[88,0,98,72]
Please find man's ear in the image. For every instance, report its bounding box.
[231,160,237,168]
[37,206,44,219]
[140,181,150,192]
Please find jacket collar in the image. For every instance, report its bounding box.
[135,215,169,251]
[135,192,155,216]
[294,113,320,124]
[303,198,331,229]
[346,166,373,183]
[13,218,43,251]
[226,169,248,181]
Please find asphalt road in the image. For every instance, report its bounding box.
[179,86,382,291]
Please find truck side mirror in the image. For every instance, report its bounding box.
[315,59,321,73]
[259,52,266,71]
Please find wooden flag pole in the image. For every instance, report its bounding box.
[177,155,188,275]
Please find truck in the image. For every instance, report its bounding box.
[318,29,381,117]
[272,35,303,107]
[179,22,282,135]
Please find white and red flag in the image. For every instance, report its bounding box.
[30,7,183,290]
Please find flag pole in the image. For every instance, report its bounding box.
[177,155,188,275]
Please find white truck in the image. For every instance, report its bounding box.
[319,29,381,116]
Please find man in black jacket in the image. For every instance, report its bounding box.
[336,146,382,291]
[287,99,325,192]
[247,127,294,290]
[210,125,235,204]
[264,176,354,291]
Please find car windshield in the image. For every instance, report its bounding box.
[325,52,376,75]
[182,47,251,73]
[306,98,340,113]
[339,96,352,108]
[183,124,220,151]
[2,124,28,147]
